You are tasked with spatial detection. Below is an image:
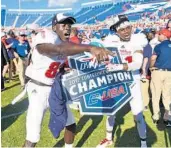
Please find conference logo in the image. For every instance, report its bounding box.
[61,47,133,115]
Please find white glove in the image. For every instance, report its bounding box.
[106,63,123,72]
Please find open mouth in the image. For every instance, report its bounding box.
[64,33,70,38]
[124,34,130,38]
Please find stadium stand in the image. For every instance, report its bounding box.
[1,5,6,26]
[1,0,171,28]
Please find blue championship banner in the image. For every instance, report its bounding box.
[61,47,134,115]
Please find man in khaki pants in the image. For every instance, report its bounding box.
[13,31,30,89]
[150,28,171,126]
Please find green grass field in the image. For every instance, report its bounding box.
[1,76,171,147]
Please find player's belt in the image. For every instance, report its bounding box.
[30,79,52,87]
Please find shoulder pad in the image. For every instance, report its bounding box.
[105,34,120,42]
[131,33,148,48]
[103,34,120,47]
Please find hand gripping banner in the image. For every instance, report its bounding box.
[61,47,134,115]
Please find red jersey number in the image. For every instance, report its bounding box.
[125,56,132,63]
[45,62,61,78]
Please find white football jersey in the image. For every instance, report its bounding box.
[104,33,147,64]
[25,29,67,85]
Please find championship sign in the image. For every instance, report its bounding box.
[61,47,134,115]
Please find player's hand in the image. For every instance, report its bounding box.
[89,46,115,63]
[106,63,123,72]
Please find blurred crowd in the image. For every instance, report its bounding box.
[1,26,37,90]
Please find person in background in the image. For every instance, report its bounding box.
[26,34,33,49]
[13,31,31,89]
[1,32,10,83]
[81,34,90,44]
[69,27,81,44]
[150,31,160,52]
[141,30,153,111]
[146,29,156,43]
[1,33,10,91]
[24,34,33,67]
[5,30,19,80]
[150,28,171,126]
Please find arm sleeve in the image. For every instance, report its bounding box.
[127,52,143,71]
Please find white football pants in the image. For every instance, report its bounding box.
[26,81,75,143]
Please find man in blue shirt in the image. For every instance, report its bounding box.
[14,31,30,88]
[150,28,171,127]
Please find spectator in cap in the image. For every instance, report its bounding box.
[13,31,31,89]
[150,28,171,126]
[158,28,171,42]
[146,29,156,42]
[23,12,114,148]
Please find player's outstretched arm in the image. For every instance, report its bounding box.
[106,50,143,72]
[36,41,115,62]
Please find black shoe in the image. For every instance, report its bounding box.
[153,119,159,125]
[164,120,171,127]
